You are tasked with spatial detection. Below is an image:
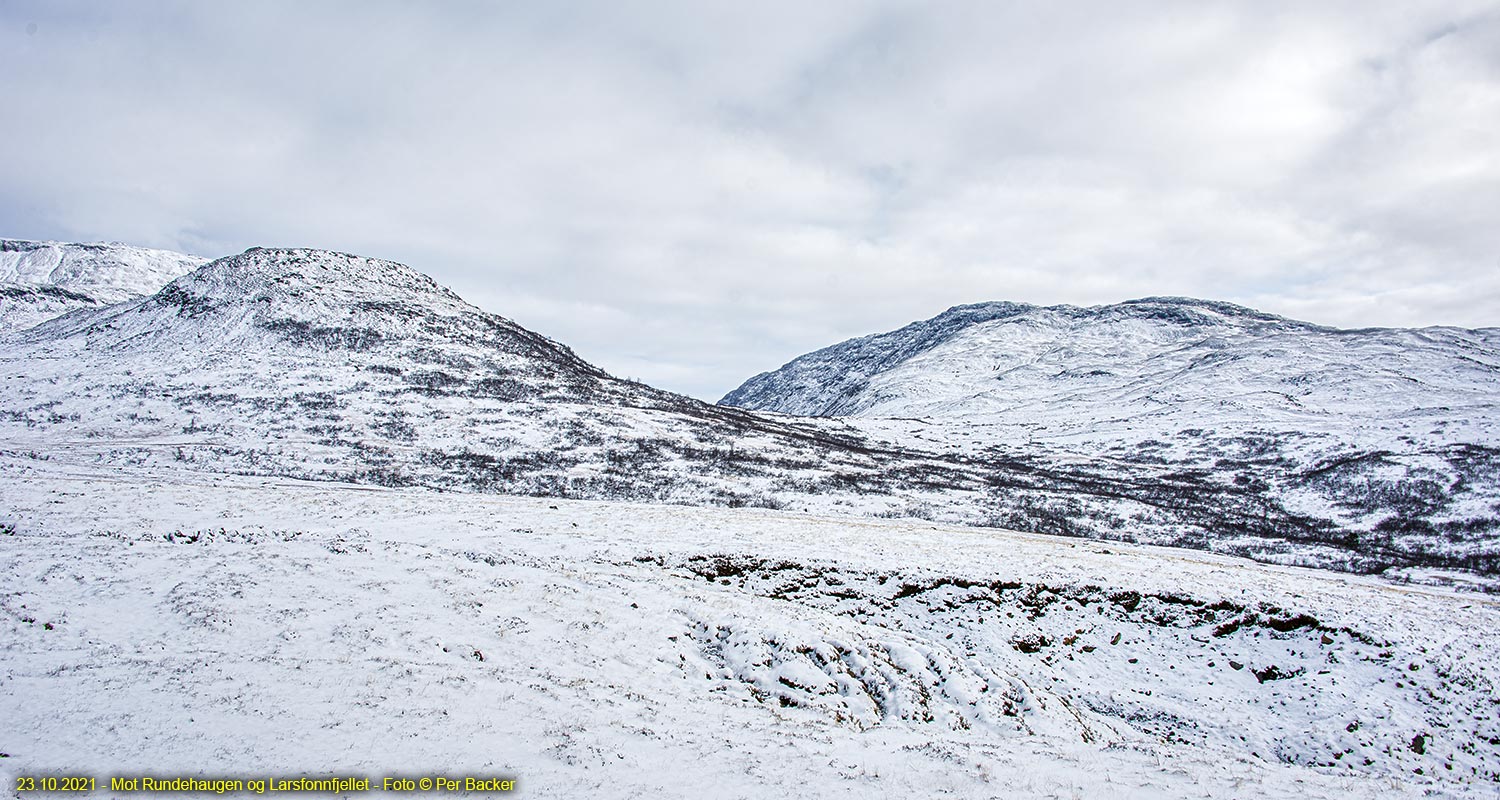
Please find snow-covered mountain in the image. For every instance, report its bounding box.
[4,248,1495,579]
[0,239,206,335]
[3,246,1498,796]
[723,298,1499,426]
[722,298,1500,575]
[0,246,975,516]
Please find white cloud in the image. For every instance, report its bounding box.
[1,1,1497,399]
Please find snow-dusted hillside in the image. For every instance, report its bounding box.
[2,247,1496,796]
[723,299,1500,576]
[0,239,205,335]
[3,249,1494,577]
[2,456,1496,798]
[722,298,1499,431]
[0,246,979,516]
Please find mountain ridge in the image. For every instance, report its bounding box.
[0,238,207,336]
[3,241,1496,579]
[0,238,207,300]
[721,296,1498,417]
[0,245,963,519]
[719,296,1500,577]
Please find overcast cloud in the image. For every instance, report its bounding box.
[2,1,1498,399]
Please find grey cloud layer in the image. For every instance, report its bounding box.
[2,1,1497,399]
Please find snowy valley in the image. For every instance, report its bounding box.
[2,240,1498,798]
[3,458,1498,798]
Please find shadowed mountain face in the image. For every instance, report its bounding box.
[3,246,1496,580]
[722,299,1500,577]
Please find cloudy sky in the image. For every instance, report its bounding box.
[2,1,1497,399]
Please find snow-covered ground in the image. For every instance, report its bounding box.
[3,243,1497,796]
[3,456,1496,798]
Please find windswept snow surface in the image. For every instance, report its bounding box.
[0,239,205,336]
[2,457,1498,798]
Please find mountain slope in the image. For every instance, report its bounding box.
[723,298,1498,427]
[0,246,980,516]
[722,298,1500,575]
[0,239,206,334]
[4,249,1495,579]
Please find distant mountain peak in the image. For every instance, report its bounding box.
[939,296,1290,326]
[0,238,208,336]
[0,238,207,303]
[230,246,452,288]
[720,296,1492,418]
[156,247,466,313]
[3,239,1496,583]
[1106,296,1290,325]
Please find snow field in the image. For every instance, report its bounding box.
[3,458,1497,798]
